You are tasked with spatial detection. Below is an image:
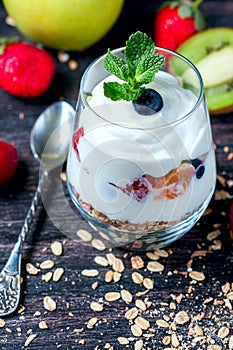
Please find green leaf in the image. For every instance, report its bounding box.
[194,8,207,31]
[178,4,193,18]
[103,82,143,101]
[135,54,166,84]
[104,49,129,82]
[125,31,155,72]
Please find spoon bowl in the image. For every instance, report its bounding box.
[30,101,74,169]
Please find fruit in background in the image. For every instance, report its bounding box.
[0,40,55,98]
[170,27,233,114]
[154,0,207,58]
[2,0,124,51]
[0,140,18,184]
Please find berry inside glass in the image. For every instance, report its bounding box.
[66,42,216,250]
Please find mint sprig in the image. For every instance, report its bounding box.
[103,31,166,101]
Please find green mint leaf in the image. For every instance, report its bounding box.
[104,49,129,82]
[135,54,166,84]
[125,31,155,73]
[104,82,143,101]
[103,31,166,102]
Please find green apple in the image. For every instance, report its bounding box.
[3,0,124,51]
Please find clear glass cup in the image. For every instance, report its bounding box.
[66,47,216,250]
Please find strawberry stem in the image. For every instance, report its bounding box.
[0,37,20,54]
[191,0,203,10]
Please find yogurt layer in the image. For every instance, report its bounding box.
[67,71,216,224]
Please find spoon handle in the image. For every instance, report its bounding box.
[4,171,47,274]
[0,171,47,316]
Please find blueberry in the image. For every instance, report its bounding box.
[191,158,202,169]
[191,158,205,179]
[196,165,205,179]
[133,88,163,115]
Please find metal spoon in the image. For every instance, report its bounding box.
[0,101,74,316]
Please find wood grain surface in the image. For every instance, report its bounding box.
[0,1,232,349]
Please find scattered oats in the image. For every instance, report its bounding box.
[171,333,179,347]
[207,346,222,350]
[169,302,176,310]
[69,59,78,70]
[132,272,144,284]
[189,271,205,281]
[81,269,99,277]
[39,321,48,329]
[92,239,106,251]
[217,326,229,339]
[60,172,67,181]
[40,260,54,269]
[43,296,56,311]
[131,256,144,269]
[121,289,133,303]
[156,319,170,328]
[163,336,171,345]
[92,281,98,290]
[117,337,129,345]
[5,15,16,26]
[207,229,221,241]
[135,316,150,330]
[223,145,229,152]
[105,270,114,282]
[18,112,25,121]
[94,256,109,267]
[73,328,84,333]
[42,272,53,282]
[51,241,63,256]
[57,51,70,63]
[53,268,64,282]
[215,189,230,200]
[17,305,25,314]
[136,289,149,297]
[203,208,213,216]
[143,277,154,290]
[0,319,5,328]
[217,174,226,187]
[106,253,116,265]
[135,299,147,311]
[174,311,190,325]
[5,327,12,333]
[229,335,233,350]
[125,307,138,320]
[222,282,231,294]
[105,292,121,301]
[26,263,39,275]
[113,257,124,272]
[87,317,98,329]
[79,339,85,344]
[77,229,92,242]
[224,299,232,310]
[113,271,121,282]
[227,179,233,187]
[146,252,160,260]
[90,302,104,312]
[203,297,213,304]
[24,334,37,347]
[131,324,143,337]
[154,249,169,258]
[227,152,233,161]
[147,261,164,272]
[227,291,233,300]
[194,325,203,336]
[134,339,144,350]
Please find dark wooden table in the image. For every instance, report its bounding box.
[0,1,232,349]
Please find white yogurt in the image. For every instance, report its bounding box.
[67,71,216,223]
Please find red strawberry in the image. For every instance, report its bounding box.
[0,140,18,184]
[0,39,55,98]
[154,0,207,58]
[73,127,84,161]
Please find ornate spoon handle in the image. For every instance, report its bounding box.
[0,172,47,316]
